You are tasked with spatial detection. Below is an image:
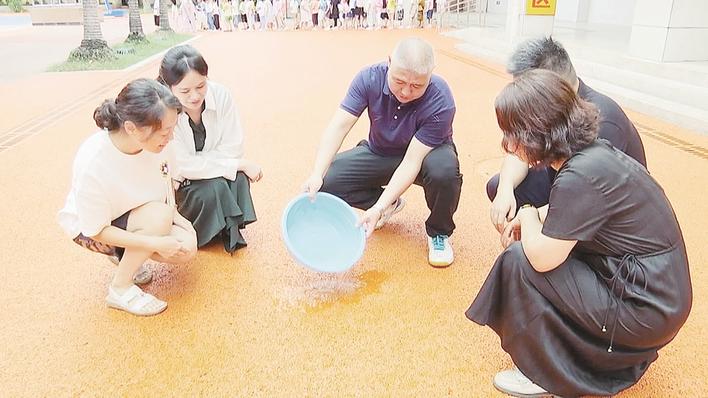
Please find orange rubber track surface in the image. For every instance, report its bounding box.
[1,29,707,396]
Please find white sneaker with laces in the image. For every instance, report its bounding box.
[493,368,550,398]
[427,234,453,267]
[374,197,406,230]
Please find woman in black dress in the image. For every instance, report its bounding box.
[466,69,692,397]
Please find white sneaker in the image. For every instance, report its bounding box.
[427,235,453,267]
[375,197,406,230]
[493,368,550,398]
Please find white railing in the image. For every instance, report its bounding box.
[438,0,488,30]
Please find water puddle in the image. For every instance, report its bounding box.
[279,270,388,312]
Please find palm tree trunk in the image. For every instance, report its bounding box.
[82,0,105,42]
[159,0,173,31]
[70,0,115,61]
[127,0,147,42]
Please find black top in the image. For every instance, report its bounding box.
[543,139,679,257]
[468,138,691,397]
[188,117,206,152]
[578,79,647,168]
[188,103,207,153]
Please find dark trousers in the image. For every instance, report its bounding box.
[485,166,556,210]
[321,140,462,237]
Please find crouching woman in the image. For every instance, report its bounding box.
[59,78,197,317]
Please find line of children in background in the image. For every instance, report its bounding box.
[166,0,440,32]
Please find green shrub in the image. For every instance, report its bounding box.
[8,0,23,12]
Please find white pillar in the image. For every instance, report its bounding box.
[555,0,589,23]
[505,0,556,42]
[630,0,708,62]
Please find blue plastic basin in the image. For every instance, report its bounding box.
[282,192,365,273]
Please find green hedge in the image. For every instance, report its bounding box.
[8,0,24,12]
[0,0,38,5]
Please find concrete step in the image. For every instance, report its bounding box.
[455,41,508,65]
[584,77,708,135]
[574,59,708,110]
[566,44,708,90]
[447,28,708,135]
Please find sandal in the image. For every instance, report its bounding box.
[132,266,153,285]
[106,285,167,316]
[106,256,153,285]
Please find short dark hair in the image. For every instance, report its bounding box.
[158,45,209,87]
[93,78,182,132]
[507,37,577,84]
[495,69,599,165]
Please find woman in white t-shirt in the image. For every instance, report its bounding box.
[159,45,262,255]
[58,79,198,317]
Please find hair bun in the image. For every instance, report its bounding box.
[93,99,121,130]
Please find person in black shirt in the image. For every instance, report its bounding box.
[467,69,691,397]
[487,36,647,234]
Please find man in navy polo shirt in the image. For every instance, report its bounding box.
[487,36,647,234]
[302,37,462,268]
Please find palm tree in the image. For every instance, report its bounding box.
[69,0,115,61]
[159,0,173,31]
[127,0,147,42]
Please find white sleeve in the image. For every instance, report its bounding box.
[172,90,244,181]
[75,173,112,237]
[172,132,240,181]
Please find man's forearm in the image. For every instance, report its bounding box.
[312,109,357,177]
[498,154,530,192]
[312,130,347,177]
[374,159,420,209]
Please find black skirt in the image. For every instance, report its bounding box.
[176,173,257,253]
[466,243,691,397]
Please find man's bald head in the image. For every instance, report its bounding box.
[390,37,435,76]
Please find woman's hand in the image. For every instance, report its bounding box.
[356,205,383,238]
[152,236,189,258]
[500,215,521,248]
[241,159,263,183]
[501,205,540,248]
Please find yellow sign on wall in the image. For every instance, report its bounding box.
[526,0,557,16]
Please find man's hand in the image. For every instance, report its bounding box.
[491,154,529,232]
[302,174,323,202]
[356,206,382,238]
[491,188,517,233]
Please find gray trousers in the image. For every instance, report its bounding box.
[321,140,463,237]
